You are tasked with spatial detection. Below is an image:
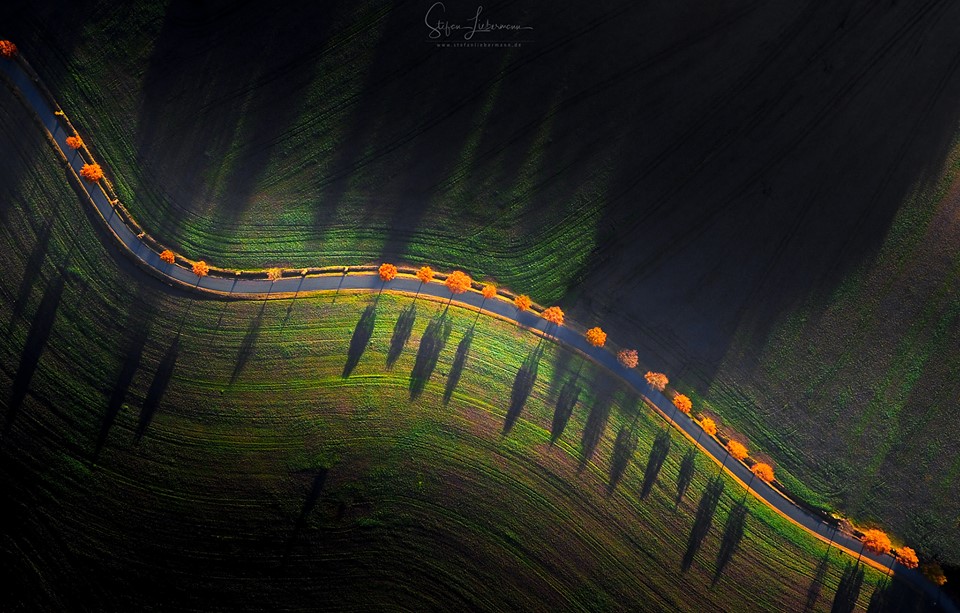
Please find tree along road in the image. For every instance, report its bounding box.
[0,53,953,611]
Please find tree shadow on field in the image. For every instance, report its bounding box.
[135,335,180,443]
[386,304,416,369]
[865,577,929,613]
[409,313,452,400]
[343,305,377,378]
[547,348,575,401]
[502,344,544,435]
[231,301,266,384]
[830,562,864,613]
[443,329,473,405]
[682,475,725,572]
[4,272,66,433]
[550,372,582,445]
[606,424,638,495]
[803,548,832,613]
[713,501,748,584]
[282,468,328,565]
[7,217,54,333]
[640,428,672,499]
[94,296,153,461]
[675,447,697,507]
[578,388,614,471]
[135,0,338,227]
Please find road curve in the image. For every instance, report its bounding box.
[0,53,954,611]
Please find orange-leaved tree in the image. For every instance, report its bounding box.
[585,327,606,347]
[192,260,209,280]
[514,294,532,312]
[79,163,104,182]
[751,462,774,483]
[412,265,434,305]
[727,440,748,461]
[377,263,397,301]
[541,306,564,326]
[701,417,717,437]
[65,135,84,150]
[861,529,891,558]
[472,283,497,328]
[0,40,17,58]
[895,547,919,570]
[617,349,638,369]
[416,265,434,285]
[159,250,176,264]
[378,263,397,282]
[672,393,692,414]
[267,267,283,282]
[444,270,472,297]
[922,562,948,586]
[444,270,472,309]
[645,371,669,392]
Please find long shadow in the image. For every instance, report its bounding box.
[713,501,748,584]
[547,347,575,401]
[830,562,865,613]
[865,576,928,613]
[675,447,697,507]
[94,301,152,461]
[4,273,66,433]
[640,428,672,499]
[7,217,54,333]
[866,580,891,613]
[606,425,638,495]
[386,304,416,369]
[282,468,328,564]
[502,344,544,435]
[550,373,581,445]
[803,549,832,613]
[408,313,452,400]
[343,304,377,378]
[231,301,266,384]
[578,388,614,470]
[443,329,473,405]
[134,335,180,443]
[681,475,725,572]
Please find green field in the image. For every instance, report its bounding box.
[8,0,960,566]
[0,83,931,610]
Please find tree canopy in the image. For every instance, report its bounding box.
[701,417,717,437]
[445,270,472,294]
[751,463,774,483]
[672,393,692,414]
[378,263,398,282]
[159,250,176,264]
[79,163,104,182]
[861,529,891,556]
[541,306,564,326]
[727,440,748,461]
[0,40,17,57]
[514,294,532,312]
[585,327,606,347]
[192,261,210,278]
[416,266,434,284]
[645,372,669,392]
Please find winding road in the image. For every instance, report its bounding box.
[0,52,954,611]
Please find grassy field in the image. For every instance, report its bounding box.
[6,0,960,582]
[0,84,936,610]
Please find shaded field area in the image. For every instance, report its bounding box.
[7,0,960,563]
[0,88,937,610]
